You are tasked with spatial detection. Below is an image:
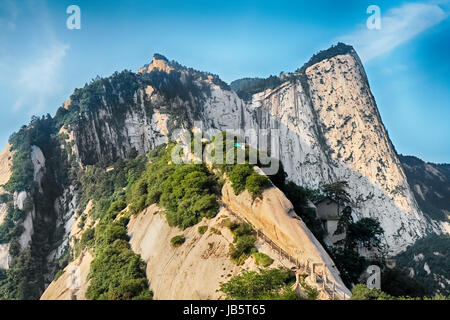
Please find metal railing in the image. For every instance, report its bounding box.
[224,204,348,300]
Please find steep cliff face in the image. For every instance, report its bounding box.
[0,145,13,269]
[221,180,350,297]
[40,251,93,300]
[208,51,433,254]
[57,49,436,254]
[2,44,447,300]
[400,155,450,226]
[126,204,299,300]
[300,51,432,252]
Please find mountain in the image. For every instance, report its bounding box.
[57,46,440,252]
[0,43,448,300]
[399,155,450,225]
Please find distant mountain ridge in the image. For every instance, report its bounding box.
[400,154,450,223]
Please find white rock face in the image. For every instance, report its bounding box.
[414,253,425,262]
[41,251,93,300]
[424,262,431,275]
[9,147,46,252]
[65,51,434,255]
[47,185,79,276]
[127,204,300,300]
[302,54,430,253]
[122,97,169,153]
[14,191,36,251]
[31,145,46,193]
[14,191,28,211]
[0,144,13,188]
[0,243,9,269]
[0,203,7,226]
[198,54,430,254]
[19,211,34,250]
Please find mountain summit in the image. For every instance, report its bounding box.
[138,53,173,74]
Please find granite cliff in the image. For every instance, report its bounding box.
[0,43,447,300]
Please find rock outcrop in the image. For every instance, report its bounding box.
[400,155,450,230]
[221,181,351,297]
[0,144,13,270]
[0,144,13,189]
[127,204,298,299]
[40,251,93,300]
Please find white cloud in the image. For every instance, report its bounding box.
[339,2,449,62]
[13,43,69,114]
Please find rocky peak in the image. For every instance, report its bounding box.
[138,53,173,74]
[297,42,356,74]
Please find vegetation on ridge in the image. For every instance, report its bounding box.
[0,114,73,300]
[228,222,257,265]
[75,156,152,300]
[351,284,448,300]
[296,42,354,73]
[220,268,300,300]
[128,144,220,229]
[230,76,282,101]
[395,234,450,296]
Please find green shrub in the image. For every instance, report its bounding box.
[351,284,394,300]
[80,227,95,249]
[79,155,151,300]
[346,217,384,250]
[86,239,152,300]
[229,222,253,241]
[130,195,146,214]
[298,274,319,300]
[95,222,129,246]
[4,136,34,192]
[77,214,87,229]
[228,164,253,195]
[252,252,274,267]
[170,235,186,247]
[54,269,65,281]
[329,247,367,288]
[351,284,449,300]
[229,235,257,265]
[227,164,271,199]
[78,155,146,220]
[108,199,127,213]
[0,205,26,244]
[210,227,221,235]
[198,226,208,234]
[129,146,220,229]
[0,193,11,203]
[381,267,425,298]
[220,268,300,300]
[228,222,257,265]
[53,269,64,281]
[245,173,271,199]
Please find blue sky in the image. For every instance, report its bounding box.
[0,0,449,163]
